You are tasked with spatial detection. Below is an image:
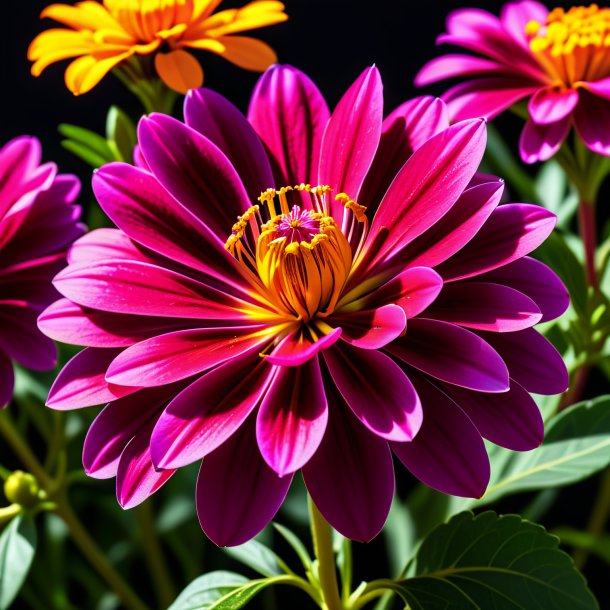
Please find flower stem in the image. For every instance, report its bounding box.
[577,198,598,289]
[309,498,344,610]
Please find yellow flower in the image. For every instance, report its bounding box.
[28,0,288,95]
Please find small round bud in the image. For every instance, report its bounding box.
[4,471,40,508]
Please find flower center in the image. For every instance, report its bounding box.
[526,4,610,85]
[226,185,366,322]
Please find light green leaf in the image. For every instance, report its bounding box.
[535,160,578,228]
[272,523,311,572]
[223,539,288,577]
[167,571,248,610]
[0,514,37,610]
[60,140,112,170]
[208,576,289,610]
[106,106,137,163]
[553,528,610,565]
[59,123,116,167]
[398,511,598,609]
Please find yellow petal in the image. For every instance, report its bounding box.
[28,28,93,59]
[184,35,276,71]
[41,1,122,31]
[65,50,131,95]
[154,49,203,94]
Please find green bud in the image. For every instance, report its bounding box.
[4,471,40,509]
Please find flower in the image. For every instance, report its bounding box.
[39,65,569,545]
[416,2,610,163]
[28,0,287,95]
[0,136,83,408]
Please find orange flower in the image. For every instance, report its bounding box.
[28,0,288,95]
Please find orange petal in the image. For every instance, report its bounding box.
[41,2,122,31]
[65,50,131,95]
[154,49,203,94]
[184,35,276,71]
[190,2,287,37]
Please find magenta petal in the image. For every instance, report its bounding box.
[500,1,548,46]
[426,282,542,332]
[197,417,292,546]
[528,87,579,125]
[388,318,509,393]
[138,114,250,238]
[266,327,341,366]
[333,305,406,349]
[256,357,328,476]
[116,417,175,509]
[438,204,557,282]
[392,375,489,498]
[248,65,330,186]
[477,256,569,322]
[151,353,273,469]
[415,54,506,86]
[519,116,571,163]
[302,385,394,542]
[319,66,383,216]
[47,348,138,410]
[442,380,543,451]
[106,328,271,387]
[67,228,148,265]
[324,343,422,441]
[479,328,569,395]
[0,350,14,408]
[582,78,610,100]
[574,89,610,156]
[185,88,274,198]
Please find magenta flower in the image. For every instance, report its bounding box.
[0,136,82,407]
[416,2,610,163]
[39,65,569,546]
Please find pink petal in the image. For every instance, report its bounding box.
[0,350,14,408]
[438,204,557,281]
[441,379,543,451]
[519,116,571,163]
[138,114,250,240]
[106,328,272,387]
[574,89,610,156]
[319,66,383,219]
[324,343,422,441]
[582,78,610,101]
[479,328,569,395]
[116,417,175,509]
[185,88,274,198]
[331,305,406,349]
[248,65,330,186]
[528,87,579,125]
[392,374,489,498]
[302,385,394,542]
[500,1,549,47]
[477,256,569,322]
[256,357,328,476]
[47,348,139,410]
[426,282,542,332]
[67,228,148,265]
[415,54,507,86]
[387,318,509,393]
[197,417,292,546]
[266,327,341,366]
[151,353,273,469]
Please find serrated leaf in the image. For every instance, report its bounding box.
[106,106,137,163]
[398,511,598,609]
[208,576,288,610]
[0,514,37,610]
[272,523,311,571]
[222,539,287,577]
[167,571,248,610]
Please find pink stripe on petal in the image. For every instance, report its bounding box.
[415,54,507,86]
[441,379,543,451]
[116,418,175,509]
[248,65,329,186]
[303,385,394,542]
[324,343,422,441]
[151,353,273,469]
[106,327,272,387]
[197,417,292,546]
[392,375,489,498]
[265,327,341,366]
[438,204,557,282]
[319,66,383,219]
[0,350,14,408]
[574,89,610,156]
[185,88,274,199]
[47,348,139,410]
[256,357,328,476]
[426,282,542,332]
[387,318,509,393]
[528,87,579,125]
[519,116,571,163]
[479,328,569,395]
[332,305,406,349]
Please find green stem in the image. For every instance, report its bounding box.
[136,502,176,609]
[309,498,344,610]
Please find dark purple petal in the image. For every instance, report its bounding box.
[0,350,14,408]
[574,89,610,156]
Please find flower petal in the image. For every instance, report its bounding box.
[265,327,341,367]
[528,87,579,125]
[324,343,422,441]
[500,1,549,47]
[332,305,406,349]
[519,116,571,163]
[154,49,203,94]
[415,54,508,86]
[574,88,610,156]
[0,350,14,408]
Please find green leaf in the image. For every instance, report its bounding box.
[59,123,116,167]
[535,161,578,229]
[553,528,610,565]
[398,511,598,609]
[222,539,288,577]
[167,571,248,610]
[0,514,37,610]
[272,523,312,571]
[208,576,289,610]
[60,140,112,170]
[106,106,137,163]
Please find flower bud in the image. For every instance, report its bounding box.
[4,471,40,508]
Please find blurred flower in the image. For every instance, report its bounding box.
[39,65,569,545]
[416,2,610,163]
[0,136,83,408]
[28,0,287,95]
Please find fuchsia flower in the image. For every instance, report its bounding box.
[416,2,610,163]
[39,65,569,546]
[0,136,82,408]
